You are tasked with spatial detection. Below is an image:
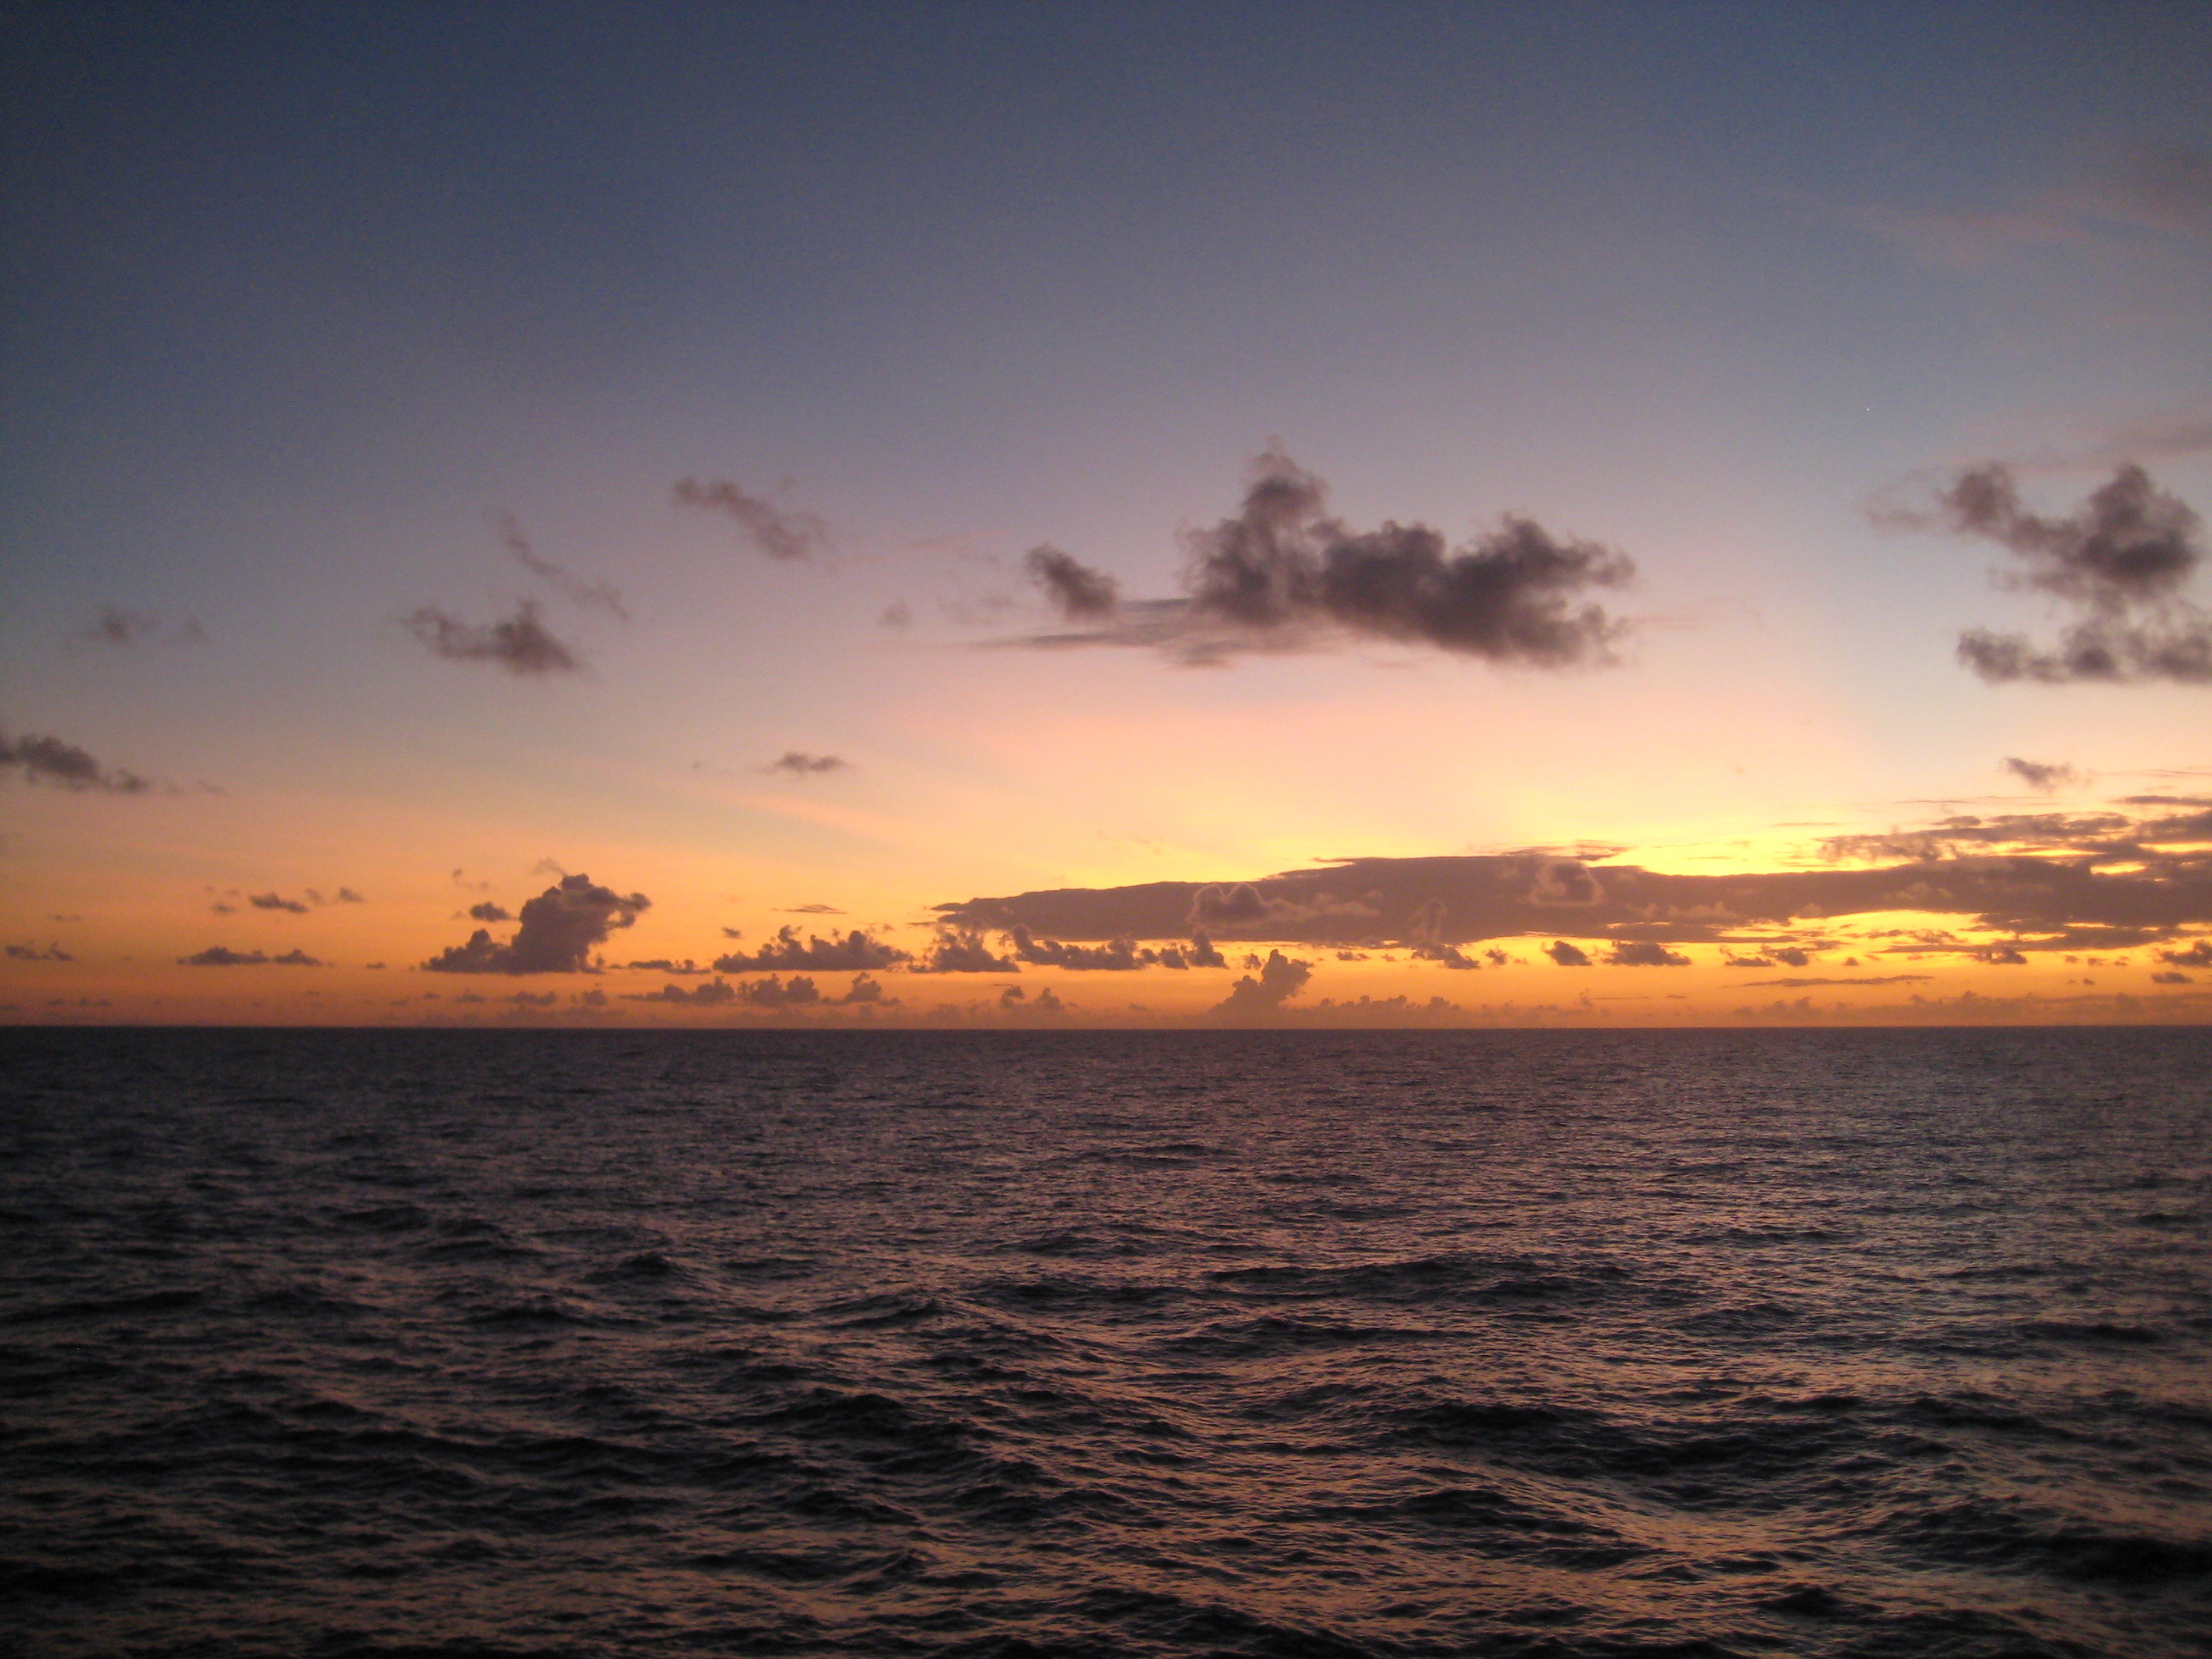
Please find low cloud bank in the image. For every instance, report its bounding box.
[934,802,2212,957]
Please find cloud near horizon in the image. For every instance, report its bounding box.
[933,800,2212,961]
[422,873,650,973]
[1009,448,1634,667]
[712,925,908,974]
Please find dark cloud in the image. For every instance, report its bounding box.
[80,606,205,648]
[713,925,909,974]
[1894,463,2210,684]
[1743,975,1933,988]
[499,516,628,619]
[1024,545,1119,619]
[403,602,584,675]
[672,478,826,561]
[6,942,72,961]
[999,985,1067,1015]
[469,902,513,923]
[1003,449,1633,667]
[178,946,323,967]
[624,958,707,975]
[0,730,153,794]
[843,973,890,1004]
[1976,945,2029,965]
[1607,941,1691,967]
[935,807,2212,961]
[1411,943,1480,969]
[250,892,309,915]
[1009,928,1151,970]
[629,978,738,1006]
[335,888,365,904]
[422,873,650,974]
[1528,860,1604,906]
[914,928,1020,973]
[738,974,821,1007]
[2160,940,2212,968]
[763,752,849,777]
[779,903,846,914]
[2003,757,2082,792]
[1210,950,1313,1016]
[1545,940,1590,966]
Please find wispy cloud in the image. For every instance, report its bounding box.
[0,730,154,794]
[78,606,206,648]
[403,602,585,675]
[499,516,628,619]
[762,752,849,777]
[673,478,828,561]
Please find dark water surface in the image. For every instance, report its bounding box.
[3,1027,2208,1657]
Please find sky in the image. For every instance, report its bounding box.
[4,0,2210,1028]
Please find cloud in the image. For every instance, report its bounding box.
[629,977,738,1006]
[79,606,205,648]
[914,928,1020,973]
[1003,448,1633,667]
[713,925,909,973]
[403,602,584,675]
[1744,975,1933,988]
[1024,545,1119,619]
[934,806,2212,961]
[1858,142,2212,269]
[499,516,628,619]
[1009,928,1152,970]
[623,958,707,975]
[335,888,365,904]
[1411,943,1481,969]
[250,892,310,915]
[422,872,650,974]
[2003,757,2082,793]
[1606,940,1691,967]
[5,942,72,961]
[738,974,821,1007]
[178,945,323,967]
[0,730,153,794]
[1889,463,2210,684]
[2160,940,2212,968]
[469,902,513,923]
[672,478,827,560]
[763,752,849,777]
[1210,950,1313,1016]
[779,903,846,914]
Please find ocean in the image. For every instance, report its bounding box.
[2,1027,2207,1657]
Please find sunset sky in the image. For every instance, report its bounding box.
[4,1,2210,1027]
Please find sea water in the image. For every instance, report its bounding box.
[2,1027,2207,1656]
